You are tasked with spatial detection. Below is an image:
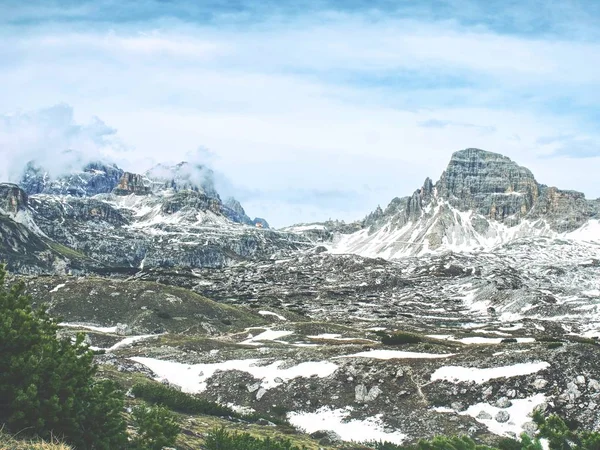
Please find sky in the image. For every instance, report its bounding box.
[1,0,599,227]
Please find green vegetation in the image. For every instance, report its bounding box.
[132,381,290,426]
[204,427,307,450]
[379,331,423,345]
[0,265,127,449]
[132,382,237,417]
[0,265,181,450]
[130,404,180,450]
[532,409,600,450]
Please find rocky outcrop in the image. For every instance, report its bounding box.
[437,148,539,222]
[21,162,124,197]
[0,183,28,214]
[112,172,151,196]
[224,197,271,228]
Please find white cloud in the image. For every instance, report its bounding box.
[0,104,130,182]
[1,5,599,225]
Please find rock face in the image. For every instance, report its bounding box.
[320,149,600,258]
[224,197,271,229]
[0,183,28,214]
[437,148,539,222]
[112,172,151,196]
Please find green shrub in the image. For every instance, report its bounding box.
[381,331,423,345]
[131,382,289,426]
[204,427,306,450]
[532,409,600,450]
[130,404,180,450]
[131,382,237,417]
[0,265,127,449]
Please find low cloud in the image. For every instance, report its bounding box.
[419,119,495,133]
[537,134,600,159]
[0,104,129,182]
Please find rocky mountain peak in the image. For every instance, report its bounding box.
[0,183,28,214]
[436,148,539,220]
[20,161,124,197]
[322,148,600,258]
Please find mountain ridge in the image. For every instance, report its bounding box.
[288,148,600,258]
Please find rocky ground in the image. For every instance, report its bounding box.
[14,231,600,446]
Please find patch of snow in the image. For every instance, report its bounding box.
[258,311,287,321]
[288,407,406,444]
[241,329,294,345]
[59,323,118,333]
[462,394,547,437]
[431,362,550,384]
[131,357,338,393]
[50,283,66,293]
[108,334,162,352]
[338,350,454,360]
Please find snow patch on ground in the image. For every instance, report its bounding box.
[338,350,454,360]
[131,357,338,393]
[50,283,66,293]
[431,362,550,384]
[258,310,287,321]
[59,322,118,333]
[241,329,294,345]
[288,407,406,444]
[463,394,547,436]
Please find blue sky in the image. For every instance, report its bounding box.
[1,0,599,226]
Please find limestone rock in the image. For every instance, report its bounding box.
[495,410,510,423]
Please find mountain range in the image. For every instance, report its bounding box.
[1,148,600,447]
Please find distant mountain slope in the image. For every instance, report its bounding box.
[290,149,600,258]
[0,162,309,274]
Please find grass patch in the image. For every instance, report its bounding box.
[0,431,71,450]
[379,331,423,345]
[204,427,307,450]
[47,241,90,261]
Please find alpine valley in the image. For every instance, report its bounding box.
[2,148,600,448]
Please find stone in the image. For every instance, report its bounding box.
[247,382,261,393]
[589,379,600,391]
[495,397,512,408]
[523,422,537,436]
[495,411,510,423]
[355,384,368,403]
[116,323,132,336]
[533,378,548,390]
[477,411,493,420]
[310,430,342,445]
[451,402,465,412]
[256,388,267,401]
[576,375,586,385]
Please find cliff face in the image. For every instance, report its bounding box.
[112,172,151,196]
[437,148,540,222]
[0,183,28,214]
